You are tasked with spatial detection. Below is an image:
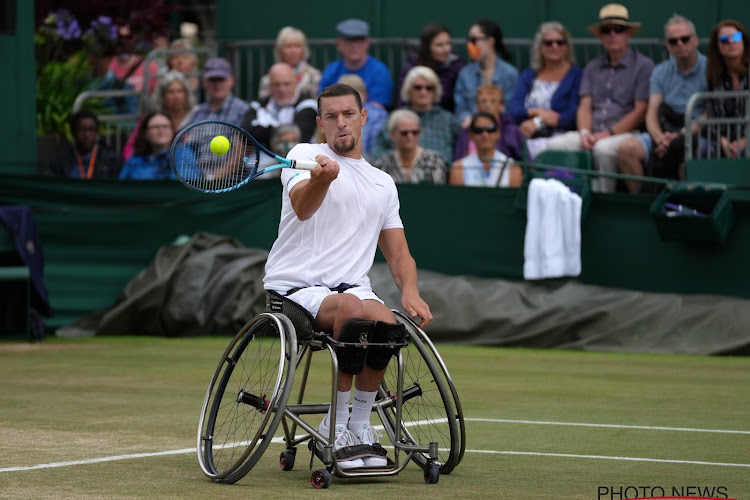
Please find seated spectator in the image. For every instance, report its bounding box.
[319,19,394,107]
[167,38,201,99]
[617,14,708,192]
[450,111,523,187]
[454,19,519,122]
[123,70,197,161]
[240,62,318,149]
[545,4,654,193]
[108,27,160,95]
[120,112,190,179]
[373,109,447,184]
[397,23,465,112]
[371,66,460,164]
[186,57,250,127]
[507,21,582,160]
[454,85,525,161]
[258,27,322,101]
[253,124,303,180]
[337,74,387,156]
[46,110,122,179]
[85,53,138,115]
[704,19,749,158]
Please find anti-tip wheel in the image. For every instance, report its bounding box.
[280,449,295,471]
[311,469,332,489]
[424,462,439,484]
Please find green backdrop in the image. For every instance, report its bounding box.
[1,175,749,329]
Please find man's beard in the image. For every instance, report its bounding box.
[333,135,356,154]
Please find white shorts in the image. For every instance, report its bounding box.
[285,285,384,319]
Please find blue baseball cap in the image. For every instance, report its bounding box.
[336,19,370,39]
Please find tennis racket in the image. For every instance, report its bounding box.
[170,120,318,193]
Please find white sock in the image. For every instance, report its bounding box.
[325,390,350,430]
[349,389,377,428]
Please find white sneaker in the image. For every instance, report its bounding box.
[349,422,388,468]
[317,420,364,470]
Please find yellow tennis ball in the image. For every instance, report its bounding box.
[210,135,230,155]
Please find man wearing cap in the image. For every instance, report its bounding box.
[319,19,394,107]
[546,4,654,192]
[617,14,707,193]
[240,62,318,149]
[186,57,250,126]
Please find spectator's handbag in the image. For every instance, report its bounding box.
[658,102,684,133]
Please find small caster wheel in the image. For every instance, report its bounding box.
[424,462,439,484]
[311,469,332,489]
[280,449,295,471]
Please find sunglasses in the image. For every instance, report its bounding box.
[600,25,628,35]
[469,124,498,135]
[412,84,436,92]
[667,35,693,46]
[718,31,743,44]
[542,39,567,47]
[467,35,489,45]
[398,129,420,137]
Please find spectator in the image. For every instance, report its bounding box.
[373,109,447,184]
[704,19,749,158]
[617,14,708,192]
[397,23,465,112]
[108,53,160,95]
[240,62,318,149]
[337,74,387,156]
[186,57,250,126]
[319,19,394,107]
[454,85,525,162]
[454,19,519,122]
[450,111,523,187]
[167,38,201,99]
[257,27,322,101]
[545,3,654,192]
[507,21,582,160]
[46,110,122,179]
[371,66,460,164]
[120,112,190,179]
[271,123,302,158]
[123,70,197,161]
[85,53,138,115]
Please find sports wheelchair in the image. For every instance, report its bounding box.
[197,291,465,488]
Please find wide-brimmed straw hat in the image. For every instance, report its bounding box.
[587,3,642,36]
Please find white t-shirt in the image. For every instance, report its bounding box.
[263,143,403,293]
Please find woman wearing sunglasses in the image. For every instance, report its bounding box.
[454,19,519,123]
[705,20,749,158]
[507,21,582,160]
[371,65,460,165]
[449,111,522,187]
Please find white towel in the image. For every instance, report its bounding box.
[523,178,582,280]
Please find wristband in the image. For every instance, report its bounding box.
[533,116,545,130]
[580,129,590,136]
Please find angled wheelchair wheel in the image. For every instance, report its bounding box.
[377,311,465,474]
[197,313,297,484]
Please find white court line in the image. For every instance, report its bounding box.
[466,418,750,435]
[2,418,748,473]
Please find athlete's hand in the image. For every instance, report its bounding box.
[313,155,340,184]
[402,291,433,329]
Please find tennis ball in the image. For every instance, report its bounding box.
[210,135,230,155]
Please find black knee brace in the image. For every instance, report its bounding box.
[365,321,407,370]
[336,319,374,375]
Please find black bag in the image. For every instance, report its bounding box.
[658,102,684,133]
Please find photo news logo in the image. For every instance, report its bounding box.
[597,485,732,499]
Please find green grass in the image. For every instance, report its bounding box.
[1,337,748,500]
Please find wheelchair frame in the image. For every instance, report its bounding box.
[196,293,465,488]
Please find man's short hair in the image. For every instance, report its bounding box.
[664,13,696,37]
[70,110,99,133]
[317,83,363,113]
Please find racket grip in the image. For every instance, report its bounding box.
[290,159,318,171]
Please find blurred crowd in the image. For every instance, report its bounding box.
[42,4,749,192]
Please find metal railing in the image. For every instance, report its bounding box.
[685,90,750,160]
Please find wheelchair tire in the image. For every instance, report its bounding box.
[377,311,465,475]
[197,313,297,483]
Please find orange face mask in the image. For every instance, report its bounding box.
[466,42,482,61]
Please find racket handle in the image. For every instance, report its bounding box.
[290,159,318,171]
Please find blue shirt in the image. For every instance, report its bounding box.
[650,52,707,117]
[186,94,250,127]
[119,146,195,180]
[454,57,519,121]
[320,56,394,107]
